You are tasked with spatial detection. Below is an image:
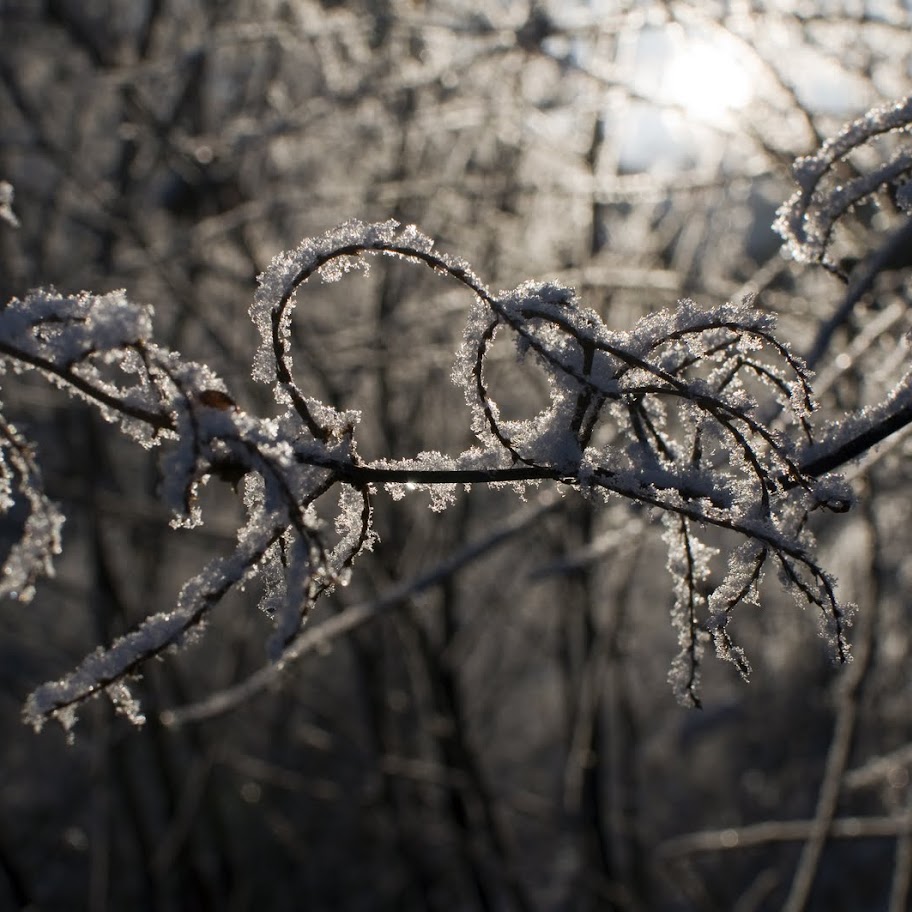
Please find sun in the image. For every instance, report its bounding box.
[660,36,754,125]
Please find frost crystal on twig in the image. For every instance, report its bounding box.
[775,94,912,268]
[9,175,900,732]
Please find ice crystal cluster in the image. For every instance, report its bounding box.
[3,96,910,736]
[775,95,912,269]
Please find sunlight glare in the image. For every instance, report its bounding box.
[661,37,754,125]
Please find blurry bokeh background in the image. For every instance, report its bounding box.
[2,1,912,909]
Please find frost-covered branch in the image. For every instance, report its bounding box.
[6,96,912,734]
[775,93,912,272]
[0,224,844,731]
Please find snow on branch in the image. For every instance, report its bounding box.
[775,93,912,270]
[6,105,912,736]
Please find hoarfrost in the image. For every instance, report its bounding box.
[5,195,892,731]
[775,94,912,266]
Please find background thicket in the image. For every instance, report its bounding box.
[2,2,912,910]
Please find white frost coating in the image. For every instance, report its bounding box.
[23,515,283,733]
[0,417,65,602]
[800,366,912,474]
[332,484,375,556]
[663,513,714,706]
[629,297,772,352]
[0,289,152,364]
[5,208,871,732]
[794,95,912,187]
[775,94,912,264]
[705,539,765,681]
[374,451,461,511]
[0,504,65,603]
[251,220,464,388]
[0,289,173,449]
[107,682,146,727]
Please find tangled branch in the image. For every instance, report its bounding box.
[4,95,911,734]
